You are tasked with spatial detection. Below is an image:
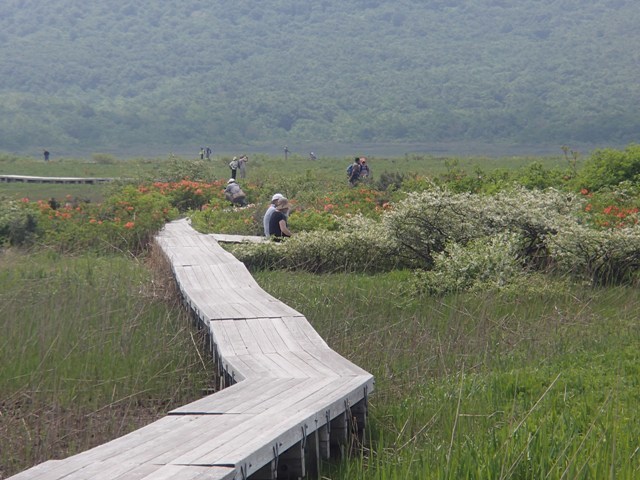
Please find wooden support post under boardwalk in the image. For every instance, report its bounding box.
[277,440,305,479]
[318,423,330,460]
[350,396,368,445]
[329,411,348,459]
[305,429,320,478]
[251,458,277,479]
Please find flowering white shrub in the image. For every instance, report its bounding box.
[230,215,401,273]
[382,188,490,267]
[410,232,526,296]
[546,222,640,285]
[382,187,581,268]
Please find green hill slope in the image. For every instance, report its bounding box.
[1,0,638,155]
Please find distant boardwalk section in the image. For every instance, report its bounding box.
[9,219,373,480]
[0,174,114,184]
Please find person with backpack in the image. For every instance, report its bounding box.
[347,157,362,186]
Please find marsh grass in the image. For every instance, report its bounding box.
[254,270,640,479]
[0,247,214,478]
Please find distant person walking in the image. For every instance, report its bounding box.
[263,193,285,237]
[309,152,317,161]
[238,155,248,179]
[359,157,370,180]
[229,157,239,179]
[269,198,292,240]
[43,150,50,162]
[284,145,289,161]
[205,146,212,160]
[347,157,362,186]
[200,147,205,160]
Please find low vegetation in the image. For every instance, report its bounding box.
[0,249,213,478]
[2,146,640,478]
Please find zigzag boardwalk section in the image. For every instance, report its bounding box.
[9,219,374,480]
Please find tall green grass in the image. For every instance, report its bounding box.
[254,270,640,479]
[0,248,213,478]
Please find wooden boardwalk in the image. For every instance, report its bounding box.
[0,174,114,184]
[9,219,374,480]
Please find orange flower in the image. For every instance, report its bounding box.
[580,188,589,195]
[124,221,135,229]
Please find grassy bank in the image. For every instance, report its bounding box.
[0,248,213,478]
[254,270,640,478]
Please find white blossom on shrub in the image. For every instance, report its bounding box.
[382,187,581,268]
[230,214,401,273]
[546,222,640,285]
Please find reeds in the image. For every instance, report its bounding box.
[0,249,213,478]
[255,270,640,479]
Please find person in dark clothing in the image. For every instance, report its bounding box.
[43,150,50,162]
[268,198,292,240]
[348,157,361,186]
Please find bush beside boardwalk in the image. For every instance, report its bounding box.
[2,147,640,477]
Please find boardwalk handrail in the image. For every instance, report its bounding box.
[9,219,374,480]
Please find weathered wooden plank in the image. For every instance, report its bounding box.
[281,316,330,349]
[136,464,235,480]
[169,377,291,414]
[173,376,372,469]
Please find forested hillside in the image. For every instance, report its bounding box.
[1,0,638,155]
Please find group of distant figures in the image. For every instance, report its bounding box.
[199,146,213,160]
[347,156,371,186]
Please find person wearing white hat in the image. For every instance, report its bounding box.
[263,193,285,237]
[224,178,246,206]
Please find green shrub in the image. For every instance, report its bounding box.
[19,185,177,253]
[578,144,640,191]
[382,187,580,269]
[0,200,39,246]
[230,215,402,273]
[155,156,218,183]
[410,232,526,296]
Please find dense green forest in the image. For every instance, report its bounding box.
[1,0,638,156]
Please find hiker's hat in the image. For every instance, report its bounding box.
[271,193,284,202]
[275,198,289,211]
[228,178,235,184]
